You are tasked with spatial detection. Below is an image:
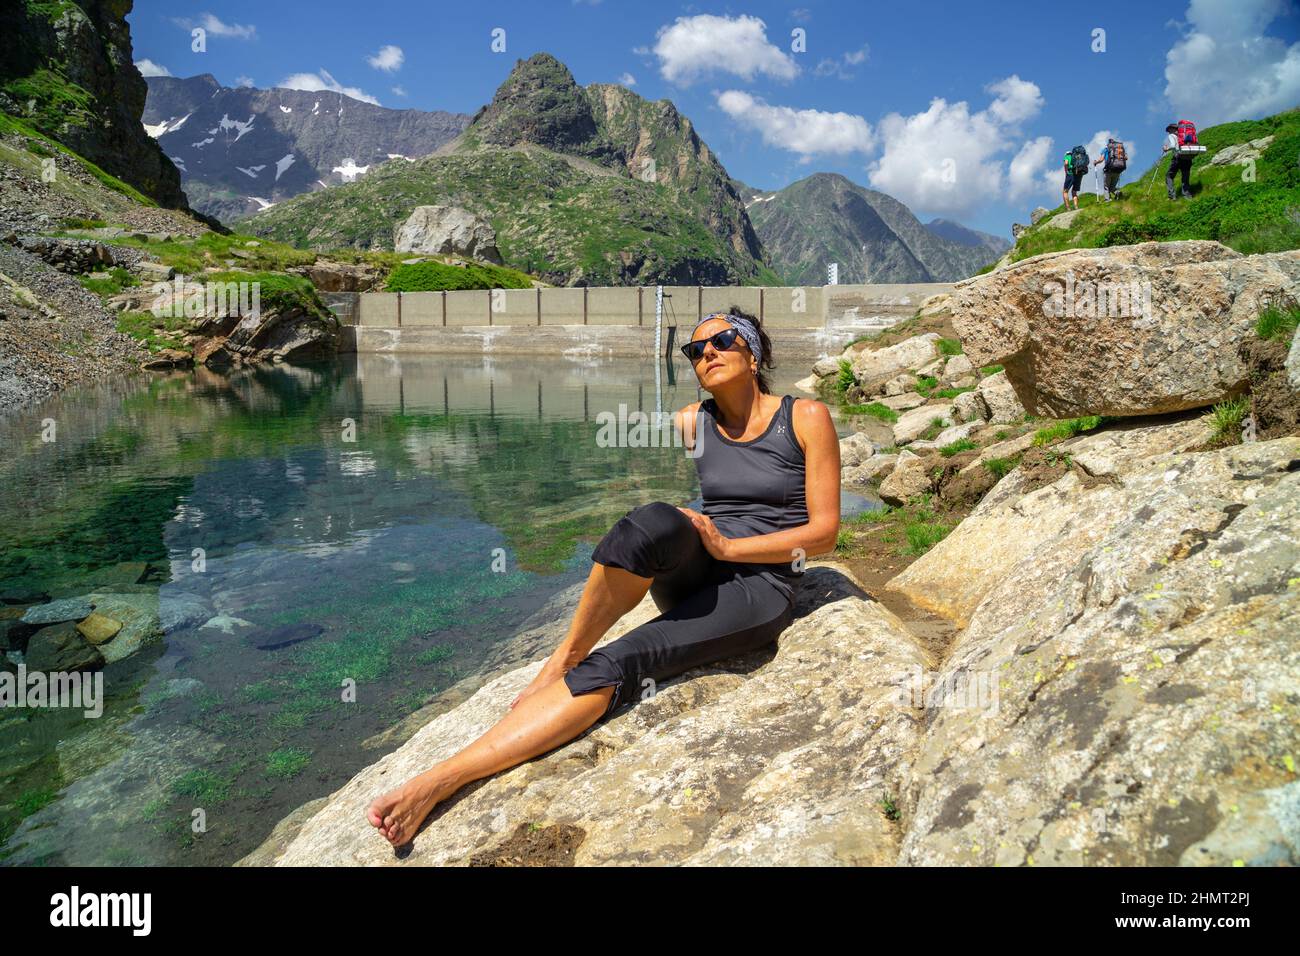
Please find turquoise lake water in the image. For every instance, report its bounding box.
[0,352,862,865]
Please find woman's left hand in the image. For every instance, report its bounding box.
[678,507,733,560]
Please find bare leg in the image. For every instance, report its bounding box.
[365,562,653,847]
[366,678,614,846]
[510,561,653,710]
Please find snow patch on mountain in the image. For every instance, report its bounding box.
[332,159,369,182]
[236,164,267,179]
[218,114,256,143]
[143,111,193,138]
[275,153,296,181]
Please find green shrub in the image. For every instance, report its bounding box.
[918,416,948,441]
[842,402,899,423]
[937,338,963,356]
[1255,299,1300,341]
[1210,397,1250,445]
[939,438,977,457]
[904,521,952,555]
[385,260,534,292]
[77,266,137,297]
[115,309,188,354]
[983,454,1022,479]
[1032,415,1105,447]
[836,358,855,396]
[914,375,939,397]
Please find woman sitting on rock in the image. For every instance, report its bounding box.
[366,307,842,848]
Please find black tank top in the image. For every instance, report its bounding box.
[692,393,809,602]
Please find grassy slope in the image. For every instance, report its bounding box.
[0,111,156,207]
[1003,110,1300,267]
[243,146,769,285]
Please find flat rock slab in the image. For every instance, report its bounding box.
[898,436,1300,865]
[21,598,94,626]
[248,566,929,867]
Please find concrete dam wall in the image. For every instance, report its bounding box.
[326,282,953,358]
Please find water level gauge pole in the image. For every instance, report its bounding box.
[654,285,664,423]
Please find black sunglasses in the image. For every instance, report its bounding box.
[680,327,745,362]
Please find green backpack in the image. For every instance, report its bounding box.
[1069,145,1090,175]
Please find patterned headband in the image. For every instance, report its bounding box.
[691,312,763,366]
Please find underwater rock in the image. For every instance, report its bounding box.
[21,597,95,626]
[254,622,324,651]
[25,622,105,672]
[158,592,213,633]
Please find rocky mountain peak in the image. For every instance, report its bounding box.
[472,52,602,153]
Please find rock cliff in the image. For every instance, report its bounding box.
[0,0,188,210]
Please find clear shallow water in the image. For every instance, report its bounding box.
[0,352,853,866]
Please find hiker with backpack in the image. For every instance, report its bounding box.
[1062,144,1089,210]
[1162,120,1197,200]
[1092,138,1127,201]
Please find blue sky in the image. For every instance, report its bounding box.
[129,0,1300,237]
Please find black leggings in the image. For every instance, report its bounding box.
[562,501,794,722]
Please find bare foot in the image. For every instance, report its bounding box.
[365,769,460,847]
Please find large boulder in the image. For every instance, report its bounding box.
[894,434,1300,865]
[951,241,1300,417]
[394,205,502,264]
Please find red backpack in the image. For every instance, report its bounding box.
[1177,120,1198,146]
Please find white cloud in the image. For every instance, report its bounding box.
[277,69,380,106]
[1007,135,1054,201]
[1164,0,1300,125]
[814,45,869,80]
[135,59,171,78]
[867,76,1044,217]
[391,85,408,97]
[173,13,257,40]
[653,15,799,85]
[618,72,636,86]
[985,75,1044,125]
[234,75,255,88]
[716,90,874,160]
[366,45,404,73]
[843,45,869,66]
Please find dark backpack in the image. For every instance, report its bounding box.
[1069,145,1089,174]
[1177,120,1198,146]
[1105,140,1127,171]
